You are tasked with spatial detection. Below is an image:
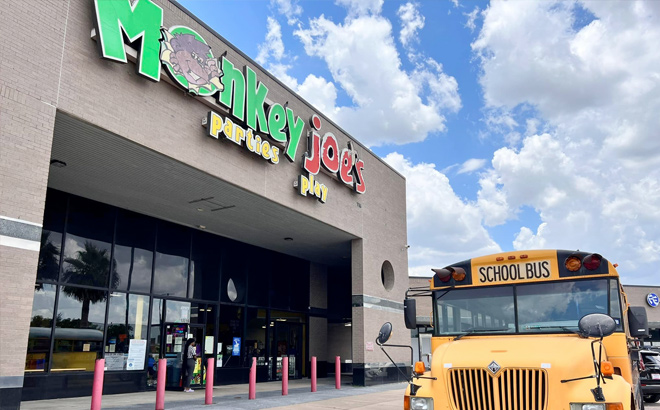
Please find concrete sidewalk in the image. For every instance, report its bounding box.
[20,377,407,410]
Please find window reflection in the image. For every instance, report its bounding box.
[26,284,56,372]
[113,211,155,293]
[37,190,67,281]
[62,196,114,288]
[106,293,150,371]
[148,298,164,386]
[62,241,117,290]
[165,300,191,323]
[53,286,106,371]
[153,222,189,298]
[517,279,609,332]
[189,231,221,301]
[221,243,245,303]
[434,287,515,335]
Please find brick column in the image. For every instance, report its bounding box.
[0,2,68,408]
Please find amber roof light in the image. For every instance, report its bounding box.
[565,255,582,272]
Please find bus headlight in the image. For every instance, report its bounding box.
[569,404,622,410]
[410,397,433,410]
[570,405,605,410]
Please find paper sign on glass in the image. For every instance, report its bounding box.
[205,336,214,354]
[127,339,147,371]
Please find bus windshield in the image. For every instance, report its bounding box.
[434,278,622,336]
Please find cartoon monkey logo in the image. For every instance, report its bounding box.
[160,26,223,96]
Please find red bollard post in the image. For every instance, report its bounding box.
[311,356,317,392]
[335,356,341,389]
[248,357,256,400]
[91,358,105,410]
[205,358,214,405]
[282,357,288,396]
[155,358,166,410]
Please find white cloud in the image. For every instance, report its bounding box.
[256,17,285,65]
[297,74,338,116]
[464,6,480,32]
[471,1,660,284]
[271,0,302,25]
[295,8,460,146]
[384,153,500,275]
[457,158,486,175]
[398,2,425,49]
[335,0,383,18]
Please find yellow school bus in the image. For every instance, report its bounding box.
[382,250,649,410]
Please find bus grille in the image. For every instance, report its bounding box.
[448,368,548,410]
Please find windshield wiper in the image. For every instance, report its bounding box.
[454,328,510,340]
[524,325,579,334]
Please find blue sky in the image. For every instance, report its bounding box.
[179,0,660,285]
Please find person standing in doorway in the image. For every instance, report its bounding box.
[183,338,197,392]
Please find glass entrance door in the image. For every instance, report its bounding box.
[161,323,208,388]
[188,324,206,386]
[163,322,188,389]
[272,322,303,380]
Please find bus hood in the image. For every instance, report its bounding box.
[432,335,602,377]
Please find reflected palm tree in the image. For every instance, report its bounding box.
[62,241,118,327]
[37,231,60,285]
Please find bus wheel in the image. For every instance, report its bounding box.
[644,394,660,403]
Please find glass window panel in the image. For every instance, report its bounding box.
[153,222,189,298]
[53,285,106,371]
[113,210,156,293]
[25,284,56,372]
[609,279,623,331]
[62,195,115,288]
[434,287,515,336]
[270,253,290,309]
[248,248,270,306]
[218,305,243,367]
[203,304,217,359]
[221,242,246,304]
[517,279,609,333]
[149,297,164,386]
[37,190,67,281]
[106,293,150,370]
[289,257,310,311]
[189,231,221,301]
[246,308,267,369]
[165,300,191,323]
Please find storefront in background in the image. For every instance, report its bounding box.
[0,1,409,407]
[24,188,331,398]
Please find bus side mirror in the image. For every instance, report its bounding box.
[628,306,649,338]
[377,322,393,345]
[578,313,617,338]
[404,298,417,330]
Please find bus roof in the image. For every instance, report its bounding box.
[429,249,617,289]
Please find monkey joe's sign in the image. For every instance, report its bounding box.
[92,0,366,203]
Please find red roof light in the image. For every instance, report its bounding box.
[582,254,602,270]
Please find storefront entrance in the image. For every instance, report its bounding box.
[162,323,207,389]
[272,321,304,380]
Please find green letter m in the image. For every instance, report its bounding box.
[93,0,163,81]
